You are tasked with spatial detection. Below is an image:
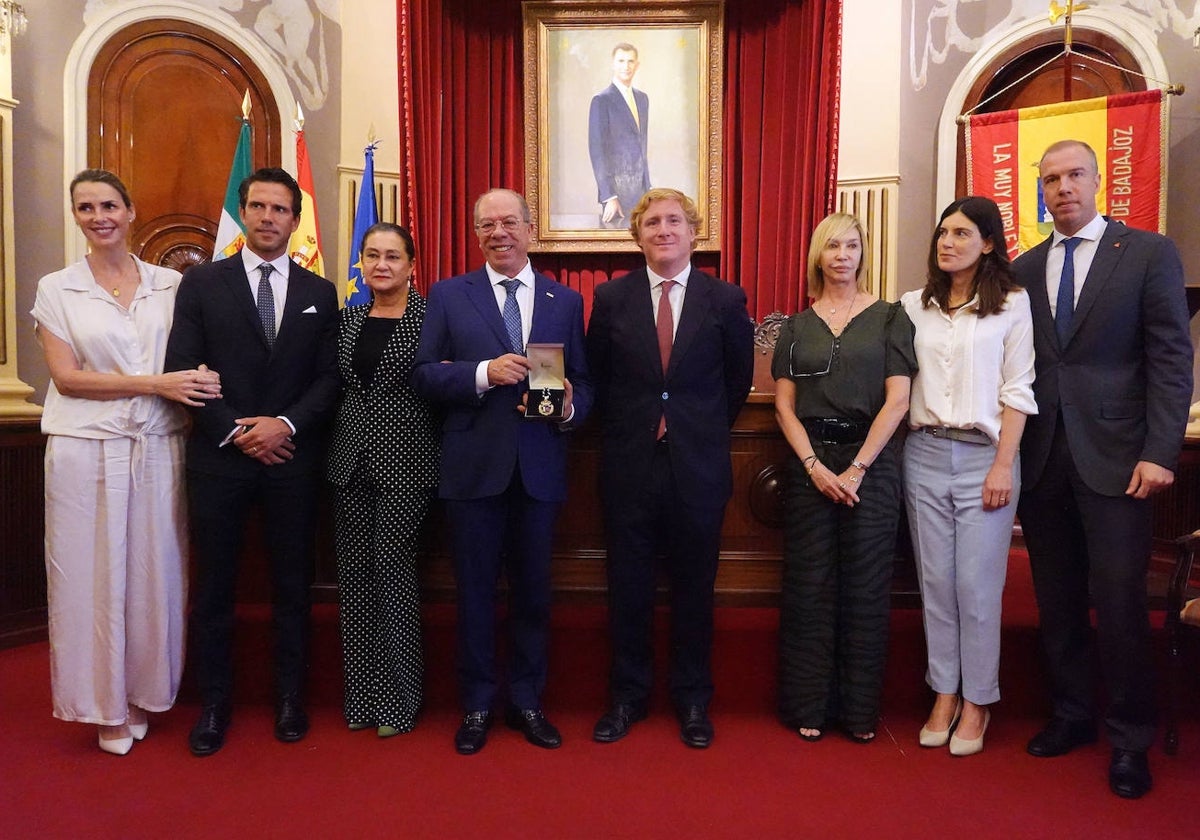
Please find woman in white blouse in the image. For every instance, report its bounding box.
[32,170,221,755]
[900,196,1036,756]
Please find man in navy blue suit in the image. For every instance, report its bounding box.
[588,43,650,229]
[1013,140,1192,799]
[166,168,340,756]
[587,188,754,749]
[412,188,592,755]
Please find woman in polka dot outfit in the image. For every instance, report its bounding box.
[328,223,440,736]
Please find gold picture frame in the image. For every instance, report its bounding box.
[522,1,724,252]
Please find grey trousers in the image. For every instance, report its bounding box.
[903,431,1018,705]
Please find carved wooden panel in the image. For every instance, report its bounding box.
[87,19,281,266]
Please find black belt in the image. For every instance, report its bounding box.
[801,417,870,445]
[916,425,991,446]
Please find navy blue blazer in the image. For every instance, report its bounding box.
[587,267,754,507]
[411,268,593,503]
[588,83,651,209]
[165,254,340,479]
[1013,219,1192,496]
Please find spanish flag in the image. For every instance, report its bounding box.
[965,90,1167,258]
[289,108,325,276]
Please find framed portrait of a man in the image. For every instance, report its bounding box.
[522,1,724,252]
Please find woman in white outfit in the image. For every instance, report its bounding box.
[32,170,221,755]
[900,196,1036,756]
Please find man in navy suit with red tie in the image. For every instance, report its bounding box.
[412,188,592,755]
[166,168,340,756]
[587,187,754,749]
[1013,140,1192,799]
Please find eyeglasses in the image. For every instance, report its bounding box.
[474,217,526,235]
[789,337,840,378]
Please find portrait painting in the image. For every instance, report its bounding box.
[522,2,724,252]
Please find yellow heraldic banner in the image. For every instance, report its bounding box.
[965,90,1167,258]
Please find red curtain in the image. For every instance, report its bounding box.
[397,0,841,320]
[722,1,841,319]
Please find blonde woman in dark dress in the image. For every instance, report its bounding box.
[772,213,916,743]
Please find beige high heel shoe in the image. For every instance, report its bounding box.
[949,709,991,757]
[919,699,962,748]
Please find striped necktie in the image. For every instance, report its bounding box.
[500,278,523,354]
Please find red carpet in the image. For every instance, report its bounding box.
[2,556,1198,839]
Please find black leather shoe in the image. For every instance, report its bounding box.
[189,704,231,757]
[455,711,492,755]
[1026,718,1097,757]
[504,708,562,749]
[593,703,647,743]
[1109,749,1152,799]
[678,705,714,749]
[274,697,309,743]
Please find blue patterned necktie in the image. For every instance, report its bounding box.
[1054,237,1081,344]
[500,278,523,354]
[257,262,276,347]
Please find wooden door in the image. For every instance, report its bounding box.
[956,29,1144,195]
[88,20,282,270]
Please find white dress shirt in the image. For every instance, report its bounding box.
[475,260,535,394]
[648,264,690,341]
[901,288,1038,444]
[241,247,291,335]
[1045,212,1107,318]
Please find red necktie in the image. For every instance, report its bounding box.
[656,280,675,440]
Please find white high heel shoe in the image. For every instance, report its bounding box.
[98,725,133,756]
[128,707,148,741]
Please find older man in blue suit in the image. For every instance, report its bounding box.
[588,43,650,229]
[412,188,592,755]
[1014,140,1192,799]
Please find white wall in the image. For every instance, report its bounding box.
[837,0,901,180]
[339,4,401,174]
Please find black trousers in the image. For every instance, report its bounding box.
[1017,423,1156,752]
[188,468,320,707]
[602,442,725,710]
[777,442,900,734]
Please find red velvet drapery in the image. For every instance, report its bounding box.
[396,0,841,321]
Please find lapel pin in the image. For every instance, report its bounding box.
[545,291,555,297]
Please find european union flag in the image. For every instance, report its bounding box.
[345,141,380,306]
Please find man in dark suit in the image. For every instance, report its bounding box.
[411,188,592,755]
[587,187,754,749]
[1013,140,1192,798]
[166,168,340,756]
[588,42,650,229]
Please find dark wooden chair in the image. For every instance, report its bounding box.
[1164,530,1200,755]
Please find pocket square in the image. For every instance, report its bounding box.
[302,305,318,314]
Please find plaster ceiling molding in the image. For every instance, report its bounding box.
[932,5,1168,219]
[64,1,303,262]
